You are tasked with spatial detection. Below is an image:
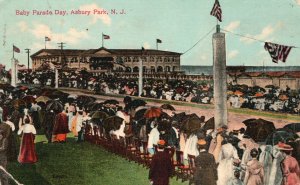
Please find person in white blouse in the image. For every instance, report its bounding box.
[5,116,15,132]
[17,116,37,164]
[147,121,160,155]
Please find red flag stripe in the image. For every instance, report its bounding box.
[13,45,20,53]
[210,0,222,22]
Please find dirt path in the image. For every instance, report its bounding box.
[62,89,297,130]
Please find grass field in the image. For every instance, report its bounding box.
[7,135,188,185]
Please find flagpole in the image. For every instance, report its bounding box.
[102,33,104,47]
[12,45,14,59]
[45,39,47,49]
[156,41,158,50]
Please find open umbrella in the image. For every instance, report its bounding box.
[254,92,264,97]
[86,102,104,112]
[103,115,124,131]
[76,95,97,106]
[103,99,119,105]
[283,123,300,133]
[160,104,176,111]
[202,117,215,131]
[242,118,257,125]
[22,95,36,104]
[171,112,186,123]
[279,94,289,101]
[133,108,147,120]
[265,128,299,145]
[0,83,13,90]
[46,100,63,113]
[182,116,203,135]
[36,96,51,104]
[11,99,26,108]
[234,90,244,96]
[243,118,275,142]
[90,111,109,120]
[17,85,28,91]
[144,107,162,118]
[127,99,147,109]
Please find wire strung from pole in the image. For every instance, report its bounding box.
[182,26,216,55]
[221,28,299,49]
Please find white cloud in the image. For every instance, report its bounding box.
[30,24,89,45]
[240,25,275,44]
[31,24,52,38]
[143,42,151,49]
[79,4,111,25]
[228,50,239,59]
[17,21,29,32]
[224,21,240,32]
[200,54,207,61]
[297,0,300,5]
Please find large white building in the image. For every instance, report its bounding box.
[30,47,182,74]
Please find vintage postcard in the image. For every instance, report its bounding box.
[0,0,299,185]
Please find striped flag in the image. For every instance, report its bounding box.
[210,0,222,22]
[264,42,292,63]
[45,36,51,41]
[102,34,110,39]
[13,45,20,53]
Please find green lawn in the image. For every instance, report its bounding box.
[8,135,188,185]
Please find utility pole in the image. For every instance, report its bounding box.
[57,42,66,87]
[25,49,30,72]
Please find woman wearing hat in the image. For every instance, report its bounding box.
[0,130,8,185]
[17,116,37,164]
[277,142,300,185]
[148,140,173,185]
[194,139,218,185]
[243,148,264,185]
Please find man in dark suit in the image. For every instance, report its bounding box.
[149,140,173,185]
[194,139,218,185]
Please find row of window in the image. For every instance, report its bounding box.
[123,56,179,63]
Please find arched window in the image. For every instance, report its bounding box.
[133,66,139,72]
[165,66,171,72]
[133,57,139,62]
[157,66,163,72]
[150,66,156,73]
[143,66,147,73]
[125,67,131,72]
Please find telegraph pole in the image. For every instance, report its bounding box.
[57,42,66,87]
[25,48,30,72]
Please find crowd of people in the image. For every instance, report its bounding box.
[7,69,300,115]
[0,80,299,185]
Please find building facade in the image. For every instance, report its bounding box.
[30,47,182,74]
[228,71,300,90]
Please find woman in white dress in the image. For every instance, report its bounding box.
[217,138,240,185]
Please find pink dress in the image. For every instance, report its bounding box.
[282,155,300,185]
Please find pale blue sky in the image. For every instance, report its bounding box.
[0,0,299,69]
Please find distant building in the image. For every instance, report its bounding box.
[30,47,182,74]
[228,71,300,90]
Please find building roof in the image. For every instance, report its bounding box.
[31,47,181,58]
[30,49,86,58]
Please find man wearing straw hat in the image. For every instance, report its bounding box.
[194,139,218,185]
[148,140,173,185]
[276,142,300,185]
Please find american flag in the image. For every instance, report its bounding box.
[210,0,222,22]
[264,42,292,63]
[45,36,51,41]
[102,34,110,39]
